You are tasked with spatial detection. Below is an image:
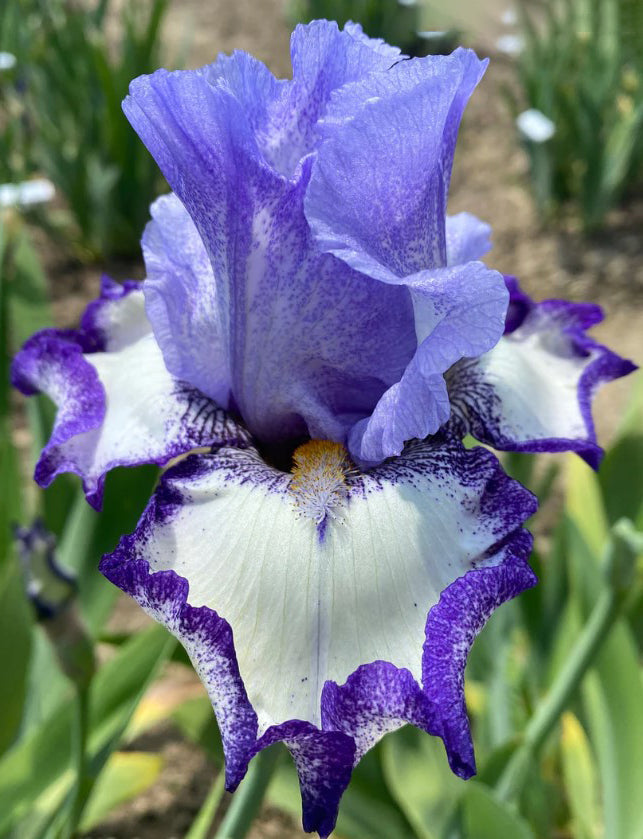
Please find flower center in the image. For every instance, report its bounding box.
[289,440,349,526]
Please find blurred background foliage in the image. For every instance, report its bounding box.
[1,0,642,837]
[288,0,461,57]
[0,0,170,260]
[509,0,643,230]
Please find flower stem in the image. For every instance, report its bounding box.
[58,684,92,839]
[495,518,643,803]
[185,771,226,839]
[212,747,281,839]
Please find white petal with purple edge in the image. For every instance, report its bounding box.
[102,437,535,750]
[12,281,248,508]
[447,295,637,466]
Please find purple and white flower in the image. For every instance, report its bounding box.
[12,20,634,837]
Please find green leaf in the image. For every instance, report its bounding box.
[599,434,643,529]
[81,464,159,636]
[170,695,223,766]
[461,781,535,839]
[381,727,465,839]
[0,563,33,757]
[565,455,609,562]
[79,751,165,831]
[184,772,226,839]
[560,711,602,839]
[614,373,643,440]
[0,624,175,834]
[5,228,51,347]
[582,620,643,839]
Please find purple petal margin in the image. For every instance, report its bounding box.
[11,277,140,505]
[422,542,535,776]
[449,275,637,469]
[80,275,142,351]
[12,279,250,510]
[320,533,536,781]
[11,327,107,501]
[507,278,637,468]
[99,553,260,786]
[100,455,355,837]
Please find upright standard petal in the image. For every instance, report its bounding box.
[101,436,536,834]
[124,62,417,448]
[11,278,247,508]
[445,212,492,266]
[305,48,488,282]
[446,276,637,467]
[275,19,404,176]
[142,193,230,407]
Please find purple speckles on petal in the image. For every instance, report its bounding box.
[80,275,145,351]
[423,545,537,777]
[447,276,637,466]
[322,662,433,763]
[11,329,107,503]
[99,553,259,788]
[11,284,250,509]
[255,722,355,837]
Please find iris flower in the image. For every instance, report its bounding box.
[12,20,634,837]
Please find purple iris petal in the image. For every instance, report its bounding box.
[445,212,493,266]
[142,194,230,407]
[305,48,488,281]
[349,261,508,463]
[125,66,416,445]
[122,25,508,459]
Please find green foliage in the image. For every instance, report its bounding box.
[288,0,460,57]
[0,0,171,260]
[512,0,643,230]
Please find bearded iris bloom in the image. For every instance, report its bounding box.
[12,20,634,837]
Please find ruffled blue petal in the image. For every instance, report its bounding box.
[305,48,487,282]
[446,212,492,266]
[142,193,230,407]
[124,54,417,448]
[349,261,508,464]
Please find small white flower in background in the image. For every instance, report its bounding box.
[417,30,448,41]
[516,109,556,143]
[397,0,418,6]
[501,7,518,26]
[0,178,56,208]
[495,33,525,55]
[0,51,17,71]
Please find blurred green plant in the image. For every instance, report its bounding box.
[288,0,460,57]
[510,0,643,231]
[0,0,171,261]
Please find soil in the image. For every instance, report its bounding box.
[21,0,642,836]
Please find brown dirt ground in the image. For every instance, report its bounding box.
[26,1,642,836]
